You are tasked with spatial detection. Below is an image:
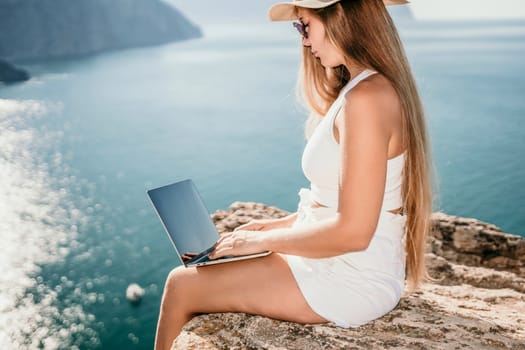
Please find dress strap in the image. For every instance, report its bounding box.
[325,69,377,142]
[340,69,377,96]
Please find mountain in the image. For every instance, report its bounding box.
[0,58,29,83]
[0,0,202,62]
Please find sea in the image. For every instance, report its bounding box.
[1,18,524,349]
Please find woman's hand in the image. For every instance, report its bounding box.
[234,214,297,232]
[234,219,275,232]
[209,230,267,260]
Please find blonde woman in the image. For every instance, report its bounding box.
[155,0,432,348]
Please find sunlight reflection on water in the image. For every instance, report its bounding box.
[0,99,98,349]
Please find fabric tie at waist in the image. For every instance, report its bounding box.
[295,188,406,241]
[296,188,336,223]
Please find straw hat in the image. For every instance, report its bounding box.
[269,0,410,21]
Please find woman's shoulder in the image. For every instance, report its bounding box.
[333,73,402,148]
[345,73,399,106]
[341,73,401,126]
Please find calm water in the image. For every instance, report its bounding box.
[1,19,524,349]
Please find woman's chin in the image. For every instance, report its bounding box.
[317,56,341,69]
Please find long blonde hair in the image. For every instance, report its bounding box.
[298,0,433,291]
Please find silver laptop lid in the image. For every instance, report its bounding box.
[147,179,219,264]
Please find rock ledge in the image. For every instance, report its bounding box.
[172,203,525,349]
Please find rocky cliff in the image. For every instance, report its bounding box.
[0,58,29,83]
[0,0,201,62]
[172,202,525,349]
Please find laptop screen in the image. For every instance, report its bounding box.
[147,179,219,262]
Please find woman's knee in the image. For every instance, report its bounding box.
[162,266,194,305]
[157,266,196,328]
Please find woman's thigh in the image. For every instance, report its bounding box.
[166,253,327,324]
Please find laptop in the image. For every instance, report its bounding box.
[147,179,271,267]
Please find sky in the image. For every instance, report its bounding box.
[165,0,525,24]
[409,0,525,20]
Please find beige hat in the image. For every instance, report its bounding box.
[269,0,410,21]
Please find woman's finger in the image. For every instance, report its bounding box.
[234,222,259,231]
[210,233,242,258]
[209,243,231,259]
[215,232,230,244]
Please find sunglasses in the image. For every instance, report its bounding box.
[293,21,309,39]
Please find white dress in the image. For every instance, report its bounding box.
[285,70,407,328]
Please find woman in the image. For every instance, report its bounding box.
[155,0,432,348]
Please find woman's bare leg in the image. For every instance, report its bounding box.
[154,253,327,350]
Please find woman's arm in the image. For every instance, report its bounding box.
[210,81,399,259]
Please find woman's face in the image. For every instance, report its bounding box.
[297,8,345,68]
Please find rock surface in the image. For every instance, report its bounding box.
[0,0,201,61]
[172,202,525,349]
